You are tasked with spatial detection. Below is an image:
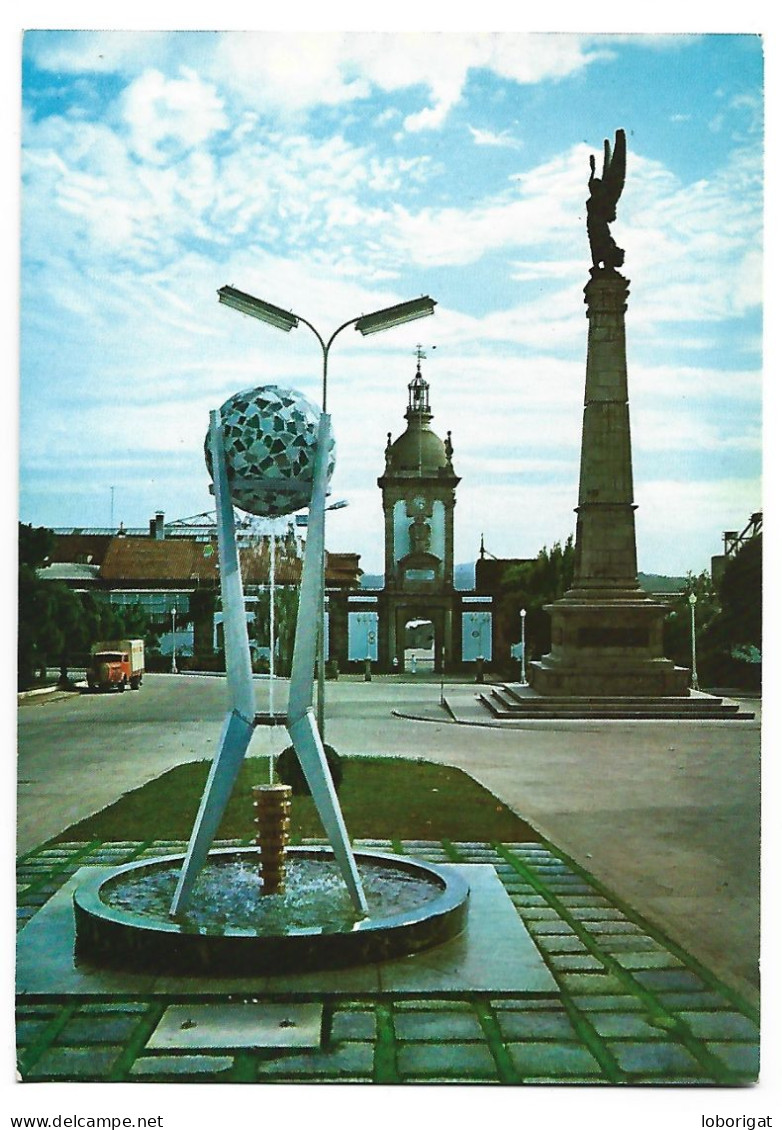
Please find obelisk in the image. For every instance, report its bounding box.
[529,130,689,697]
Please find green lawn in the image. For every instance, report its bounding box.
[52,756,540,845]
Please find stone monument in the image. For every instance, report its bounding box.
[529,130,689,697]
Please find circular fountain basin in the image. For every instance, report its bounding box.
[73,847,470,975]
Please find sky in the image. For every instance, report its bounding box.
[17,29,764,578]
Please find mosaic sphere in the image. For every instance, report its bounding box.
[205,385,334,517]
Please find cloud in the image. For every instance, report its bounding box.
[633,407,761,456]
[635,478,761,574]
[119,68,229,165]
[24,30,175,75]
[468,125,521,148]
[27,31,612,133]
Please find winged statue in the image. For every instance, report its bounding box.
[586,128,626,271]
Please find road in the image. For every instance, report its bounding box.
[17,672,762,1005]
[16,673,465,853]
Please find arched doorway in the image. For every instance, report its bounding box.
[404,617,435,673]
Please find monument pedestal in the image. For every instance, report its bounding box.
[529,592,689,698]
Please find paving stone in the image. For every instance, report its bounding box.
[518,907,561,920]
[655,991,738,1011]
[55,1014,143,1045]
[568,905,627,919]
[551,882,599,893]
[15,1005,60,1019]
[527,920,581,936]
[705,1042,760,1076]
[507,1042,604,1078]
[401,839,458,847]
[569,994,646,1012]
[592,936,665,953]
[491,998,568,1011]
[411,1077,502,1086]
[559,973,631,996]
[522,1076,613,1085]
[495,1010,579,1041]
[393,999,474,1011]
[585,1011,661,1038]
[534,935,589,953]
[130,1054,234,1077]
[633,969,710,993]
[255,1042,374,1078]
[16,1018,55,1046]
[24,1045,123,1080]
[329,1010,376,1042]
[526,864,573,875]
[548,954,606,972]
[77,1002,150,1014]
[394,1009,484,1041]
[148,1003,322,1050]
[579,921,646,936]
[678,1011,759,1041]
[608,1040,705,1076]
[613,951,684,970]
[22,892,56,906]
[396,1041,498,1080]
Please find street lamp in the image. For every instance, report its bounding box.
[519,608,527,686]
[688,592,699,691]
[218,286,437,736]
[171,607,178,675]
[217,287,436,411]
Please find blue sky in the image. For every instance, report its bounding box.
[18,29,764,577]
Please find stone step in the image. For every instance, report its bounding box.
[478,686,753,721]
[499,684,737,712]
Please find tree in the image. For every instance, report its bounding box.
[663,571,720,683]
[716,534,761,655]
[253,586,300,676]
[704,535,762,688]
[500,537,575,659]
[18,522,157,690]
[663,537,762,690]
[17,523,82,688]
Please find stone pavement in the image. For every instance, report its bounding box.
[18,675,762,1008]
[17,837,759,1085]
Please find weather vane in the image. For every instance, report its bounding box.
[413,343,438,367]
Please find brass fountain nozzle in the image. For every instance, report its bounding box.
[252,783,292,894]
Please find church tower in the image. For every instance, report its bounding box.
[376,354,460,671]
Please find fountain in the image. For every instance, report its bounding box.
[73,382,469,974]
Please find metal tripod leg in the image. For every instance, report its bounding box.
[170,411,256,916]
[286,414,368,917]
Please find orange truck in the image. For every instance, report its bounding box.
[87,639,145,693]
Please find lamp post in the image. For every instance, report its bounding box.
[688,591,699,691]
[519,608,527,686]
[218,286,436,737]
[171,607,178,675]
